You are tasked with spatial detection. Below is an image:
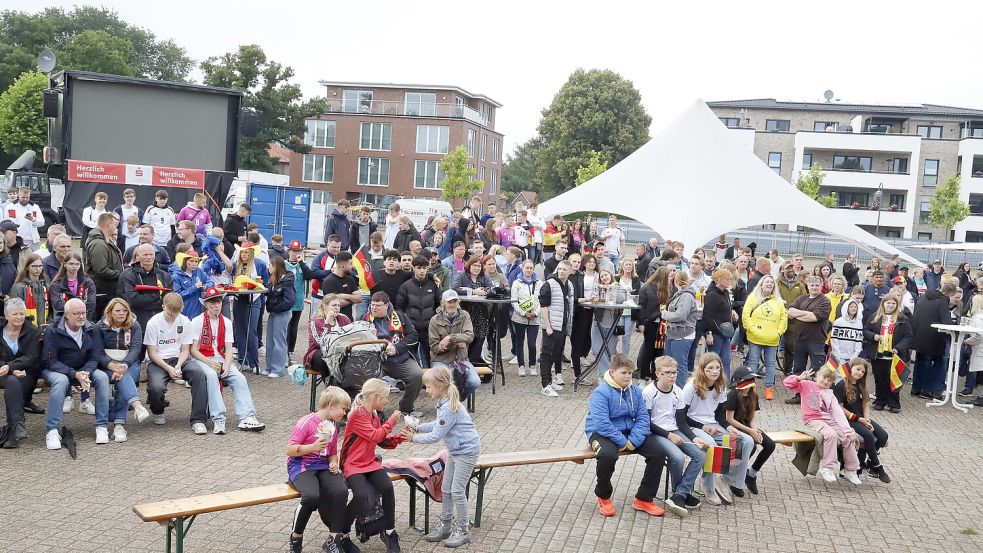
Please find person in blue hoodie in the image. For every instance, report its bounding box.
[169,247,213,320]
[584,353,667,518]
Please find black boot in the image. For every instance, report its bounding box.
[379,529,401,553]
[745,473,759,495]
[289,535,303,553]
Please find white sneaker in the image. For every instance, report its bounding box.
[259,369,270,376]
[819,468,837,483]
[238,416,266,431]
[258,346,266,356]
[191,422,207,435]
[213,420,226,435]
[517,366,527,377]
[95,426,109,444]
[133,404,151,423]
[46,428,61,450]
[509,357,519,365]
[702,487,722,506]
[550,383,564,393]
[153,414,166,425]
[267,372,281,379]
[529,366,539,376]
[481,348,493,364]
[62,396,74,414]
[715,481,733,505]
[844,470,862,486]
[174,379,186,386]
[553,373,565,386]
[113,425,128,443]
[79,399,95,415]
[541,385,559,397]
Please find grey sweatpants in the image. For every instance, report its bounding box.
[441,450,480,526]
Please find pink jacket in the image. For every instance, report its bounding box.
[783,375,852,430]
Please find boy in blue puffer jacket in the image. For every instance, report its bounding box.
[585,353,667,518]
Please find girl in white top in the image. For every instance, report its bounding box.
[580,253,599,303]
[510,259,542,377]
[679,352,754,506]
[383,204,400,249]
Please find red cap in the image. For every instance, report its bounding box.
[289,240,303,251]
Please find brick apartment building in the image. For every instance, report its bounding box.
[287,81,506,211]
[708,98,983,241]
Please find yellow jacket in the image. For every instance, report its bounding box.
[742,294,788,347]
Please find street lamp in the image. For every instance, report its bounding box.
[874,182,884,237]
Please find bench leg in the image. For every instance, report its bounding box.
[406,480,417,530]
[474,468,490,528]
[467,392,475,414]
[424,491,430,534]
[309,376,319,412]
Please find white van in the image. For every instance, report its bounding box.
[390,198,453,230]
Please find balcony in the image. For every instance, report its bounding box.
[803,166,914,190]
[323,99,489,126]
[831,205,912,233]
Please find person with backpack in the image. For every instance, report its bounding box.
[662,271,698,388]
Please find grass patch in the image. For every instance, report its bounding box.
[961,528,978,536]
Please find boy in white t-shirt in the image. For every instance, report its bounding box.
[641,356,707,517]
[143,189,177,248]
[188,287,265,434]
[144,292,211,433]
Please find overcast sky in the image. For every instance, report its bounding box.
[13,0,983,154]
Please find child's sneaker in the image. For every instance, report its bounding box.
[425,519,452,542]
[62,396,74,413]
[553,373,565,386]
[528,365,539,376]
[288,535,302,553]
[714,482,733,505]
[664,495,689,517]
[517,366,526,377]
[632,498,664,517]
[702,487,722,506]
[320,535,343,553]
[213,420,226,435]
[596,497,616,517]
[818,467,837,483]
[442,525,471,548]
[541,385,559,398]
[238,416,266,432]
[684,494,702,509]
[844,469,862,486]
[745,474,759,495]
[764,387,775,401]
[958,388,974,398]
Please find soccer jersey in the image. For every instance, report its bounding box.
[287,412,338,481]
[143,312,193,359]
[143,205,176,246]
[642,382,683,432]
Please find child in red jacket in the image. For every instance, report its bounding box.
[341,378,407,553]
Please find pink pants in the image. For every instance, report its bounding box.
[805,419,860,471]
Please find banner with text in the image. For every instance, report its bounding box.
[67,159,205,189]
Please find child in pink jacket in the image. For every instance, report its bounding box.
[783,366,862,485]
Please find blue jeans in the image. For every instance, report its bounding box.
[706,332,731,380]
[431,361,481,398]
[415,342,431,369]
[609,254,620,269]
[913,353,946,394]
[666,338,694,387]
[441,451,479,525]
[511,320,539,366]
[193,361,257,422]
[618,314,632,355]
[692,423,754,491]
[232,295,263,369]
[44,369,110,431]
[265,310,291,375]
[651,431,706,498]
[106,363,141,425]
[591,321,616,379]
[746,343,778,388]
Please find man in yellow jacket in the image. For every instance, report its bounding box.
[742,274,788,400]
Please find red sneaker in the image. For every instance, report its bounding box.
[764,387,775,401]
[631,498,665,517]
[597,497,616,517]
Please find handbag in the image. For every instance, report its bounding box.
[717,321,736,339]
[614,322,625,336]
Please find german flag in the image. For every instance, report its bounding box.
[703,434,732,475]
[824,355,849,380]
[352,246,376,292]
[24,285,37,323]
[889,354,907,392]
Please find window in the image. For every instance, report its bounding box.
[480,133,488,161]
[312,190,332,204]
[814,121,838,132]
[302,154,333,183]
[487,106,494,123]
[966,231,983,242]
[490,169,498,194]
[969,128,983,138]
[304,120,336,148]
[455,97,464,109]
[492,138,501,163]
[923,159,939,187]
[767,152,781,173]
[837,192,869,207]
[833,155,872,171]
[889,158,909,174]
[802,153,813,169]
[719,117,740,128]
[343,90,372,113]
[917,125,943,139]
[478,166,485,184]
[970,194,983,215]
[467,130,477,158]
[920,200,931,224]
[917,232,933,241]
[973,155,983,177]
[765,119,790,132]
[416,125,449,154]
[405,92,436,116]
[358,157,390,186]
[885,230,901,238]
[360,122,392,151]
[414,160,445,189]
[760,224,777,230]
[888,194,906,211]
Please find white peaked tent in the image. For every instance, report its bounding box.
[539,100,924,267]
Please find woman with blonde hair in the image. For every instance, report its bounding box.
[742,274,787,400]
[96,298,152,442]
[231,242,269,372]
[616,259,642,356]
[662,271,699,387]
[701,267,736,380]
[863,293,912,413]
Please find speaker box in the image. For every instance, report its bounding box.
[241,110,259,137]
[42,90,59,118]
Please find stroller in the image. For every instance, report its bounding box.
[319,321,389,390]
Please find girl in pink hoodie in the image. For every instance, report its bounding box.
[783,366,862,485]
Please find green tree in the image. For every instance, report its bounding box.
[202,44,326,172]
[438,145,484,203]
[928,175,971,241]
[535,68,651,199]
[0,71,48,155]
[501,137,543,195]
[795,163,836,207]
[575,150,608,186]
[59,30,135,76]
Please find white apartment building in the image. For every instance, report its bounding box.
[708,98,983,241]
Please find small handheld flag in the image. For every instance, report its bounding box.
[824,355,849,380]
[889,354,907,392]
[703,434,733,475]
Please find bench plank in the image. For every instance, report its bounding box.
[767,430,815,445]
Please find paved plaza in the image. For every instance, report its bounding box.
[2,316,983,553]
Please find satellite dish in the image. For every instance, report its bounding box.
[37,48,56,74]
[823,90,834,102]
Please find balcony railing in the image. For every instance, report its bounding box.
[324,99,489,126]
[834,204,907,213]
[823,166,910,175]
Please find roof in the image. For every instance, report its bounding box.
[511,191,538,205]
[318,81,503,108]
[707,98,983,118]
[267,143,291,162]
[55,70,243,96]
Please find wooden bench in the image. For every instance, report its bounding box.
[306,365,493,413]
[767,430,815,446]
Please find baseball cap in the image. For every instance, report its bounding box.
[441,290,459,302]
[892,276,904,284]
[933,259,942,264]
[200,286,226,304]
[289,240,303,251]
[0,221,17,233]
[731,366,756,388]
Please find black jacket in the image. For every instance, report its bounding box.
[123,243,171,268]
[392,226,422,254]
[84,229,123,295]
[701,281,733,336]
[96,319,144,370]
[42,317,103,380]
[0,318,41,377]
[48,275,98,319]
[265,276,297,314]
[0,253,15,296]
[862,313,913,360]
[396,276,441,330]
[223,213,248,257]
[637,281,662,324]
[118,264,174,317]
[349,220,378,253]
[165,234,203,262]
[842,261,860,287]
[910,289,954,358]
[634,253,652,282]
